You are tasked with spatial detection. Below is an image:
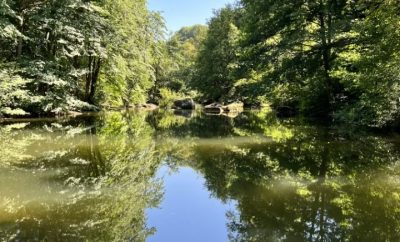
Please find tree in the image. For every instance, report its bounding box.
[236,0,399,126]
[333,0,400,127]
[147,24,208,105]
[0,0,168,115]
[192,5,241,103]
[0,0,107,116]
[99,0,161,108]
[166,25,208,92]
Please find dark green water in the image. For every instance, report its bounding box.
[0,110,400,241]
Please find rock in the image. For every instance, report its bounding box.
[102,105,121,111]
[204,103,224,114]
[67,111,83,117]
[135,103,158,111]
[223,102,244,113]
[173,98,196,110]
[202,99,215,106]
[174,109,195,118]
[222,112,240,118]
[204,102,244,115]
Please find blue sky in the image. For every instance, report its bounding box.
[148,0,235,32]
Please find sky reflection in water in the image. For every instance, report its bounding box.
[0,110,399,241]
[148,166,236,242]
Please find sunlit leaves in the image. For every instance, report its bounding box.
[100,0,162,107]
[192,6,241,102]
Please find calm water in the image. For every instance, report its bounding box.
[0,110,400,241]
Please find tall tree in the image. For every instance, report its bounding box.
[333,0,400,127]
[148,24,208,104]
[166,25,208,92]
[239,0,365,114]
[0,0,108,116]
[100,0,164,108]
[192,5,241,103]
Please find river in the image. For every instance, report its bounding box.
[0,109,399,241]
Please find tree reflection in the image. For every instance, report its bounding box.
[0,110,399,241]
[144,108,400,241]
[0,112,163,241]
[186,120,400,242]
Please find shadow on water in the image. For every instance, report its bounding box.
[0,109,399,241]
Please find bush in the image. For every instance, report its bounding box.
[158,88,185,108]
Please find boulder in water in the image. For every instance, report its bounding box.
[204,103,224,114]
[204,102,244,115]
[173,98,196,110]
[135,103,158,111]
[223,102,244,113]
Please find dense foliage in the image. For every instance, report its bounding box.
[193,0,400,128]
[191,5,242,103]
[0,0,163,116]
[100,0,165,108]
[1,0,399,128]
[149,24,208,105]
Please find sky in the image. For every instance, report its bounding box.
[148,0,234,32]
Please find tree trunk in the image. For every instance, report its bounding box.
[85,55,101,104]
[16,16,24,58]
[318,1,331,81]
[318,0,334,113]
[85,56,92,102]
[88,58,101,104]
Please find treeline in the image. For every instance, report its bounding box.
[1,0,400,128]
[0,0,164,116]
[149,24,208,106]
[189,0,400,128]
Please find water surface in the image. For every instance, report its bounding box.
[0,110,399,241]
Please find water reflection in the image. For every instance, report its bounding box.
[148,166,236,242]
[0,110,399,241]
[0,112,163,241]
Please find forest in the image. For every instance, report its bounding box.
[1,1,400,240]
[1,0,400,129]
